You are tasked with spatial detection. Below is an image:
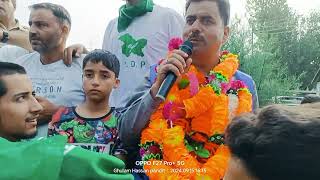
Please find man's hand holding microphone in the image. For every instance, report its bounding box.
[151,40,193,100]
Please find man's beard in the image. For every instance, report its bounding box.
[32,43,51,54]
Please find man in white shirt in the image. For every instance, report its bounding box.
[15,3,85,137]
[102,0,184,108]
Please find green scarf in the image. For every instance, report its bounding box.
[118,0,154,32]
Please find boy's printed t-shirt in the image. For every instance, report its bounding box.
[48,106,126,156]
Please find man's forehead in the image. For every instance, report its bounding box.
[84,62,112,72]
[1,74,32,95]
[186,1,219,16]
[30,8,55,20]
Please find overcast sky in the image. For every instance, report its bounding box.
[15,0,320,49]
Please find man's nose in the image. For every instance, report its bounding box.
[30,96,43,113]
[190,19,202,32]
[29,24,38,34]
[92,76,100,86]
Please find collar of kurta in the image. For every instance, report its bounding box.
[117,0,154,33]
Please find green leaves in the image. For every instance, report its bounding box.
[195,148,210,158]
[142,153,161,161]
[222,1,305,106]
[185,139,210,158]
[178,78,190,89]
[186,143,194,152]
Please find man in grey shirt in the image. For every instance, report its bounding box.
[14,3,85,137]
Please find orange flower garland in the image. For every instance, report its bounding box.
[140,51,253,179]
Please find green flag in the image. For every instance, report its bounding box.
[61,144,133,180]
[0,136,133,180]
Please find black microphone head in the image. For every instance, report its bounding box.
[179,40,193,56]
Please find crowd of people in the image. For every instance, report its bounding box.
[0,0,319,180]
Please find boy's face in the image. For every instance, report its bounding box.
[83,61,120,103]
[0,74,43,141]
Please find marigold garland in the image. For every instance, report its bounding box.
[140,39,253,179]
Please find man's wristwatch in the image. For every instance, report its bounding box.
[1,30,9,43]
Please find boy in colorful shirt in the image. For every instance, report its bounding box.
[48,49,126,159]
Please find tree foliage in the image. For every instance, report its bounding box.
[222,0,320,105]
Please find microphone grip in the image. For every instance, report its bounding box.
[155,71,177,100]
[154,40,192,101]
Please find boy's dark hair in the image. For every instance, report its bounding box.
[226,104,320,180]
[83,49,120,78]
[185,0,230,25]
[29,3,71,27]
[0,62,26,97]
[301,94,320,104]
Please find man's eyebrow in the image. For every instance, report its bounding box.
[13,91,29,98]
[29,20,49,24]
[99,70,111,74]
[201,15,214,19]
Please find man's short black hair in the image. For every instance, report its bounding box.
[185,0,230,26]
[226,104,320,180]
[0,62,26,97]
[29,3,71,27]
[83,49,120,78]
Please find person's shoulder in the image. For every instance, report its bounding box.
[0,44,27,51]
[154,4,181,16]
[235,70,254,81]
[104,107,119,127]
[71,54,86,68]
[0,45,29,62]
[112,107,122,118]
[14,52,39,65]
[105,18,118,31]
[153,5,184,25]
[51,106,76,124]
[16,51,39,60]
[109,17,118,24]
[235,70,257,95]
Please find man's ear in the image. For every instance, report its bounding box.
[113,79,120,89]
[61,24,70,37]
[222,26,230,45]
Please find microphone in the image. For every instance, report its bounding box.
[156,40,193,100]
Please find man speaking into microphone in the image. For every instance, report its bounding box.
[118,0,259,156]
